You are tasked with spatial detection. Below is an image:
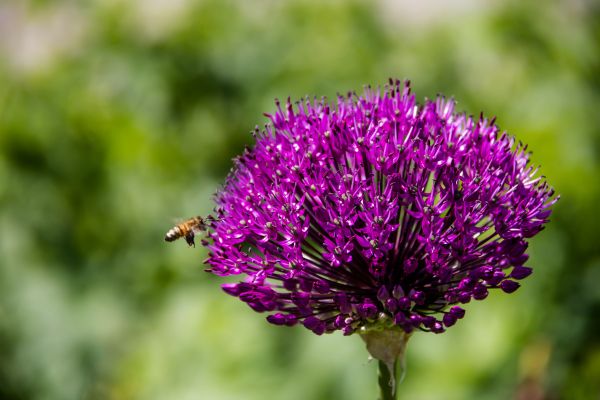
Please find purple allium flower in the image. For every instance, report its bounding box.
[204,80,557,337]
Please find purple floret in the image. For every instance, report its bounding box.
[204,80,557,335]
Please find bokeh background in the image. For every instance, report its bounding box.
[0,0,599,399]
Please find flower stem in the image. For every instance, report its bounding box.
[359,327,409,400]
[378,356,406,400]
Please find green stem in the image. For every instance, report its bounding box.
[378,359,396,400]
[359,327,409,400]
[378,356,405,400]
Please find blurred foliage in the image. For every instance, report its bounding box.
[0,0,599,399]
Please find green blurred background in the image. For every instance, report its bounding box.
[0,0,599,399]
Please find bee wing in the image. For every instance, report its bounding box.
[169,216,198,227]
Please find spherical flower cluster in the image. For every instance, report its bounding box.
[204,80,557,336]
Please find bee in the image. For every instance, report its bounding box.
[164,216,213,247]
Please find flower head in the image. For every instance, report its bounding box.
[204,80,557,336]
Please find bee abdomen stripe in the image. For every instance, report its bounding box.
[165,227,181,241]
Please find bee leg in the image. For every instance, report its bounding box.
[185,232,196,247]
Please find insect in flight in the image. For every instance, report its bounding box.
[164,216,214,247]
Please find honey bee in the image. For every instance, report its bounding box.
[164,216,213,247]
